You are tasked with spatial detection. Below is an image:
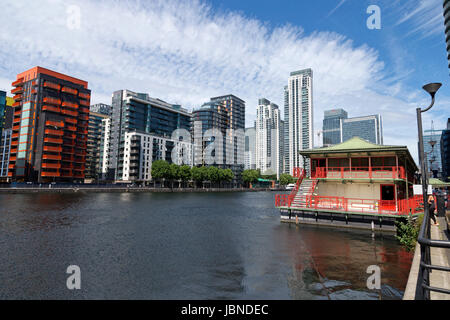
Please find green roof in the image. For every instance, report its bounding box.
[300,137,418,170]
[429,178,450,187]
[302,137,404,153]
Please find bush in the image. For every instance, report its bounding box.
[395,214,424,252]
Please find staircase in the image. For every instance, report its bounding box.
[290,179,318,208]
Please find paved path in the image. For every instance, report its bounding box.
[430,216,450,300]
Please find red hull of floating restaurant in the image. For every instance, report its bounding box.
[275,137,423,217]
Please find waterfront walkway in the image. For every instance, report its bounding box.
[404,214,450,300]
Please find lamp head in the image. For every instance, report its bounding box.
[423,83,442,98]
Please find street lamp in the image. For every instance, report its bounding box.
[417,82,442,219]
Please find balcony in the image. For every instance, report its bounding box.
[9,156,16,162]
[41,163,61,169]
[41,171,60,177]
[62,87,78,95]
[46,120,64,128]
[42,105,61,113]
[13,94,23,101]
[62,156,74,162]
[65,118,77,124]
[12,78,24,87]
[43,146,62,153]
[42,154,62,161]
[62,101,79,109]
[11,87,23,94]
[43,97,61,106]
[312,166,407,180]
[62,149,75,155]
[80,100,90,107]
[64,134,77,140]
[79,115,89,121]
[11,140,18,146]
[66,125,77,132]
[12,101,21,107]
[10,148,17,154]
[61,109,78,117]
[79,92,90,99]
[31,89,37,95]
[43,82,61,90]
[45,129,63,136]
[12,133,19,139]
[78,107,89,114]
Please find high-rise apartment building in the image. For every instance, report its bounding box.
[444,0,450,69]
[423,128,444,178]
[9,67,91,183]
[109,90,192,182]
[85,109,110,181]
[255,98,282,178]
[245,126,256,170]
[0,93,13,182]
[441,118,450,181]
[285,69,313,175]
[323,109,348,147]
[342,115,383,145]
[192,94,245,184]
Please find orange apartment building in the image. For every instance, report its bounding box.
[9,67,91,183]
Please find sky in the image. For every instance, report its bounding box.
[0,0,449,163]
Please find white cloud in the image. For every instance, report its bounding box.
[0,0,444,164]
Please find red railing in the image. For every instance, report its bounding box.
[313,166,406,180]
[275,168,306,208]
[275,194,424,216]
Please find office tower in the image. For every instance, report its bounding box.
[109,90,192,182]
[283,86,289,174]
[90,103,112,116]
[322,109,348,147]
[255,98,282,178]
[285,69,313,175]
[9,67,91,183]
[192,94,245,185]
[85,110,110,181]
[245,126,256,170]
[444,0,450,69]
[342,115,383,145]
[279,120,284,174]
[423,128,444,178]
[441,118,450,181]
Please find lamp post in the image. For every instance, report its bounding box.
[417,83,441,220]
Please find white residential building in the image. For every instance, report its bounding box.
[245,126,256,170]
[121,131,193,183]
[285,68,313,175]
[255,98,282,178]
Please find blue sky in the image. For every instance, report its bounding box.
[0,0,448,162]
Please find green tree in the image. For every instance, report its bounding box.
[206,166,220,187]
[168,163,180,188]
[192,166,206,188]
[151,160,170,187]
[179,165,192,187]
[221,168,234,188]
[279,173,295,186]
[242,169,260,187]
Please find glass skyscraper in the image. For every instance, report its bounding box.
[423,129,444,178]
[441,119,450,181]
[322,109,348,147]
[342,115,383,145]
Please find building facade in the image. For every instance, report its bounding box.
[245,126,256,170]
[109,90,192,182]
[341,114,383,145]
[100,118,111,180]
[9,67,91,183]
[441,119,450,181]
[192,94,245,185]
[285,69,314,176]
[444,0,450,70]
[322,109,348,147]
[255,98,282,178]
[423,129,444,178]
[90,103,112,116]
[0,129,12,182]
[85,110,110,181]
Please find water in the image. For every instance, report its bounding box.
[0,192,413,300]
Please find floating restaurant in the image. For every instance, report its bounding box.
[275,137,424,232]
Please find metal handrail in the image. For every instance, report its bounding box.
[416,207,450,299]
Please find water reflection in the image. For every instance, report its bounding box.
[0,192,412,299]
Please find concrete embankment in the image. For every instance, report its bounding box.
[0,187,285,194]
[403,215,450,300]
